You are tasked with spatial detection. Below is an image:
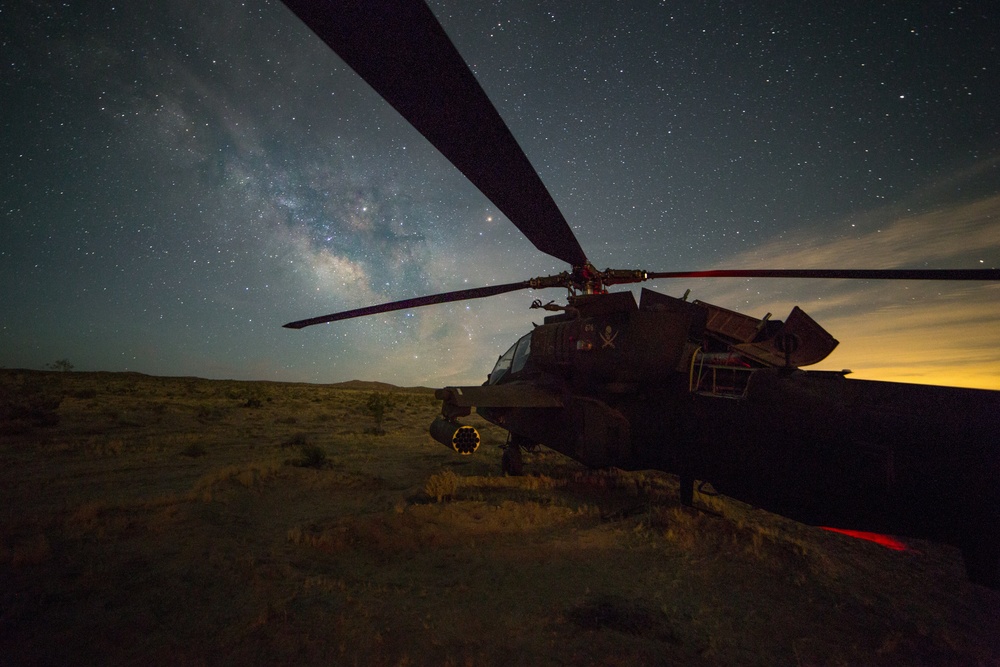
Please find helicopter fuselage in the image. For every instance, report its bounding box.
[434,287,1000,588]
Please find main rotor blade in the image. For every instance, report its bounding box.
[283,281,532,329]
[279,0,588,267]
[646,269,1000,281]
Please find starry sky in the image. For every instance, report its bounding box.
[2,1,999,389]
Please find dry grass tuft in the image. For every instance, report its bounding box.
[191,459,283,500]
[423,467,595,506]
[425,469,459,502]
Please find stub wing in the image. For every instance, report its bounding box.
[434,384,564,408]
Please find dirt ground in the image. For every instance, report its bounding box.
[1,369,998,666]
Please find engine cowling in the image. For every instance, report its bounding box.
[429,416,480,455]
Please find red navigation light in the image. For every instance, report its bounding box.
[821,527,909,551]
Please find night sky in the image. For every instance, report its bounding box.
[3,1,999,389]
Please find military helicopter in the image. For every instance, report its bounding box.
[278,0,1000,588]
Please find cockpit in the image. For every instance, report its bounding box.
[487,332,532,385]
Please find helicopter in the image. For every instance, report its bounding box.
[278,0,1000,589]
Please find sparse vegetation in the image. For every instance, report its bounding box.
[242,393,263,408]
[294,444,328,469]
[46,358,74,372]
[0,368,996,666]
[364,390,394,434]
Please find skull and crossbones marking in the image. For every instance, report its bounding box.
[600,325,618,349]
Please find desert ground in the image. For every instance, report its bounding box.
[1,368,998,666]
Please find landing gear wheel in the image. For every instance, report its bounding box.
[501,443,524,476]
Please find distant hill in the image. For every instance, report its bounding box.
[323,379,437,394]
[0,369,436,393]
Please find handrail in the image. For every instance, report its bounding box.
[689,350,756,399]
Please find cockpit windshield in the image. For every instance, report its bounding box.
[488,333,531,385]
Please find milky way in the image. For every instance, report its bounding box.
[2,1,998,388]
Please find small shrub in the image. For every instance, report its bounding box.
[425,469,459,502]
[243,395,263,409]
[365,391,395,434]
[180,443,208,458]
[296,444,328,469]
[46,359,74,372]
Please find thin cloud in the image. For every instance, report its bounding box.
[689,190,1000,389]
[736,195,1000,271]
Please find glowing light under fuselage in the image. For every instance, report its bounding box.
[821,527,910,551]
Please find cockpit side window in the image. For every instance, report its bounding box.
[488,341,518,385]
[511,334,531,374]
[488,333,532,385]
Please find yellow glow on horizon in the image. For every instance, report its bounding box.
[796,284,1000,390]
[813,341,1000,390]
